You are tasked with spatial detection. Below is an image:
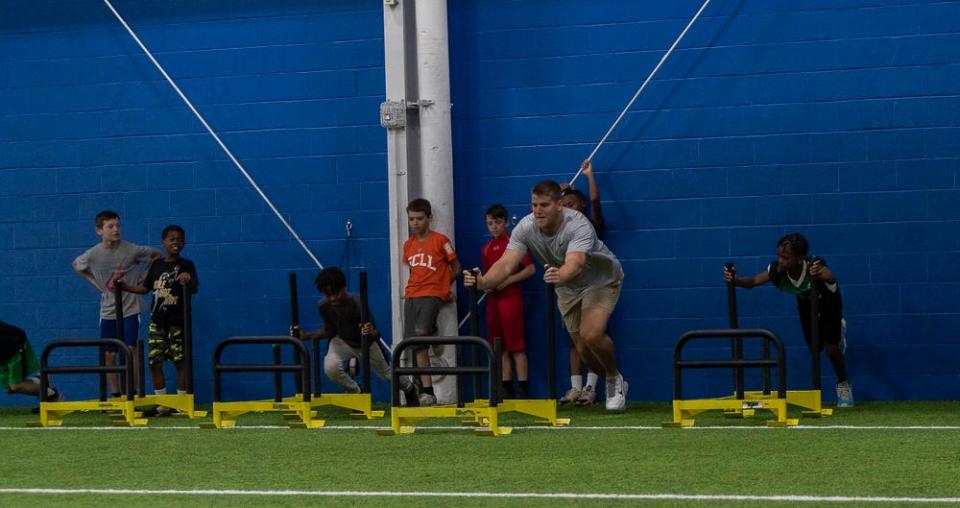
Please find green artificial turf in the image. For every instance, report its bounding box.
[1,401,959,507]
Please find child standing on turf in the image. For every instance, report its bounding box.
[1,321,62,403]
[119,225,198,413]
[402,198,460,406]
[723,233,854,407]
[480,204,535,398]
[72,210,161,397]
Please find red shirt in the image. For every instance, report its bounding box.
[403,231,458,300]
[481,234,532,298]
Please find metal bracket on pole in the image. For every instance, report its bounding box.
[380,100,406,129]
[407,100,434,108]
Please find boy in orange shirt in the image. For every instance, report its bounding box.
[403,198,461,406]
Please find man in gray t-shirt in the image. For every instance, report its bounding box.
[464,180,628,412]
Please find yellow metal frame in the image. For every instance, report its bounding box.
[380,405,512,436]
[135,393,208,419]
[663,389,832,428]
[466,398,570,427]
[282,393,385,419]
[35,399,147,427]
[205,400,324,429]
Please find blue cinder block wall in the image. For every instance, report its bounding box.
[2,0,959,405]
[0,0,390,404]
[450,0,960,401]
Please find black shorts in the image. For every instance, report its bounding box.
[403,297,442,350]
[797,289,843,351]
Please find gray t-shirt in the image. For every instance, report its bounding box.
[507,208,623,298]
[72,241,158,320]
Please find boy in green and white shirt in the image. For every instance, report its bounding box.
[723,233,853,407]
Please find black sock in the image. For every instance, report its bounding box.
[423,386,435,396]
[518,381,529,394]
[501,381,514,397]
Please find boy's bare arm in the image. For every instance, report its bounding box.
[582,160,600,202]
[117,281,149,295]
[723,266,769,288]
[293,326,329,340]
[75,269,98,289]
[450,258,462,280]
[809,260,835,283]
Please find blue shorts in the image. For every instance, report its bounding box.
[100,315,141,352]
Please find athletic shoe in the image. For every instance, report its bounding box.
[418,393,437,407]
[558,387,581,405]
[45,387,64,402]
[840,318,848,354]
[575,385,597,406]
[605,375,628,412]
[836,381,854,408]
[515,385,528,399]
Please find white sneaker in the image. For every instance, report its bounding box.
[558,387,581,405]
[575,385,597,406]
[836,381,854,408]
[605,375,628,412]
[418,393,437,406]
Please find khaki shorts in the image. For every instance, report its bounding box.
[557,279,623,334]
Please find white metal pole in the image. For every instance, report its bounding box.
[382,0,411,364]
[415,0,458,404]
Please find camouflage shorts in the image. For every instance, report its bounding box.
[148,324,184,365]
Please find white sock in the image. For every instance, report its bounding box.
[177,389,187,395]
[585,372,599,390]
[154,387,167,395]
[45,387,56,397]
[571,375,583,390]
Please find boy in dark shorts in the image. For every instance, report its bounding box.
[120,225,198,413]
[480,204,535,398]
[1,321,62,403]
[72,210,161,396]
[402,198,460,406]
[723,233,853,407]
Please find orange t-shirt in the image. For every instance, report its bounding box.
[403,231,457,299]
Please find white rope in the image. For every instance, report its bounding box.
[457,292,486,330]
[102,0,323,269]
[569,0,712,186]
[460,2,711,329]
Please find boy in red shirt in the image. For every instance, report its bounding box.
[403,198,461,406]
[481,205,535,398]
